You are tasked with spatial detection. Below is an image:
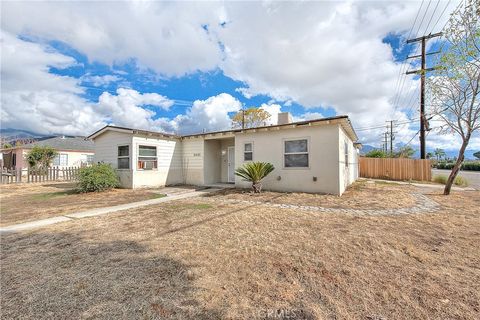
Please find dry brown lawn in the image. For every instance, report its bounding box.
[207,181,418,209]
[1,182,479,319]
[0,182,164,226]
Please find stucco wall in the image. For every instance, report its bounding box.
[131,135,183,188]
[203,140,221,184]
[234,124,341,194]
[338,126,358,194]
[93,130,133,188]
[181,139,204,185]
[93,131,133,167]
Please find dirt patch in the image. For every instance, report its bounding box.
[204,181,418,209]
[0,183,165,226]
[1,187,479,319]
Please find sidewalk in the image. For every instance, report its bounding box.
[1,188,221,234]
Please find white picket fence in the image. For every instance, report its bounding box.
[0,166,81,184]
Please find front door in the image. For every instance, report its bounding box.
[227,146,235,183]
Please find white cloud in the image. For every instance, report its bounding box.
[1,1,223,77]
[96,88,174,130]
[2,1,473,150]
[82,74,121,87]
[0,30,105,135]
[172,93,242,134]
[259,103,282,125]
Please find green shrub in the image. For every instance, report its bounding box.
[462,161,480,171]
[432,174,468,187]
[454,176,469,187]
[235,162,275,193]
[433,175,448,184]
[77,163,119,192]
[364,150,387,158]
[436,161,480,171]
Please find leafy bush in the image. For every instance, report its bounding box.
[364,150,387,158]
[77,163,119,192]
[454,176,469,187]
[432,174,468,187]
[433,175,448,184]
[436,161,480,171]
[235,162,275,193]
[462,161,480,171]
[26,146,58,173]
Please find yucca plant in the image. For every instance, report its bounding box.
[234,162,275,193]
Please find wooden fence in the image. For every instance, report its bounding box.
[359,157,432,181]
[0,166,80,184]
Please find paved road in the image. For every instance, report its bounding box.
[432,169,480,190]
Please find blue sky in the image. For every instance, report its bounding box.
[1,0,476,151]
[45,39,337,122]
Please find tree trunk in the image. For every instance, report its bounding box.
[444,136,470,195]
[252,182,262,193]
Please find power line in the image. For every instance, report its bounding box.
[415,0,432,37]
[405,130,420,147]
[423,0,441,34]
[391,0,425,117]
[429,0,453,34]
[354,118,419,132]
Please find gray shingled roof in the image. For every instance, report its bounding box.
[23,136,94,152]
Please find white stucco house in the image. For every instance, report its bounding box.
[87,113,359,195]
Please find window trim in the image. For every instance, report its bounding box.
[53,153,69,167]
[243,142,254,162]
[283,137,310,169]
[117,145,130,170]
[136,144,158,171]
[344,140,349,167]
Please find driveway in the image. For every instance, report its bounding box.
[432,169,480,190]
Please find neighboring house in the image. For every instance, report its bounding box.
[88,113,359,195]
[1,136,94,169]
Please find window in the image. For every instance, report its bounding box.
[284,139,309,168]
[344,141,349,167]
[53,154,68,166]
[81,154,94,166]
[137,145,157,170]
[87,154,94,165]
[244,143,253,161]
[118,145,130,169]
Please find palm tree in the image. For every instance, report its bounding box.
[234,162,275,193]
[434,148,446,162]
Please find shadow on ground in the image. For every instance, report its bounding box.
[1,231,221,319]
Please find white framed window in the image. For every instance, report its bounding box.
[244,142,253,161]
[87,154,94,165]
[284,139,309,168]
[344,141,349,167]
[117,145,130,169]
[81,154,94,166]
[53,154,68,166]
[137,145,157,170]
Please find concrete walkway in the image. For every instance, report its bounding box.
[0,188,221,234]
[204,192,441,216]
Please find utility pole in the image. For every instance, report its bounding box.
[384,131,388,153]
[406,32,442,159]
[387,120,397,155]
[242,109,245,129]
